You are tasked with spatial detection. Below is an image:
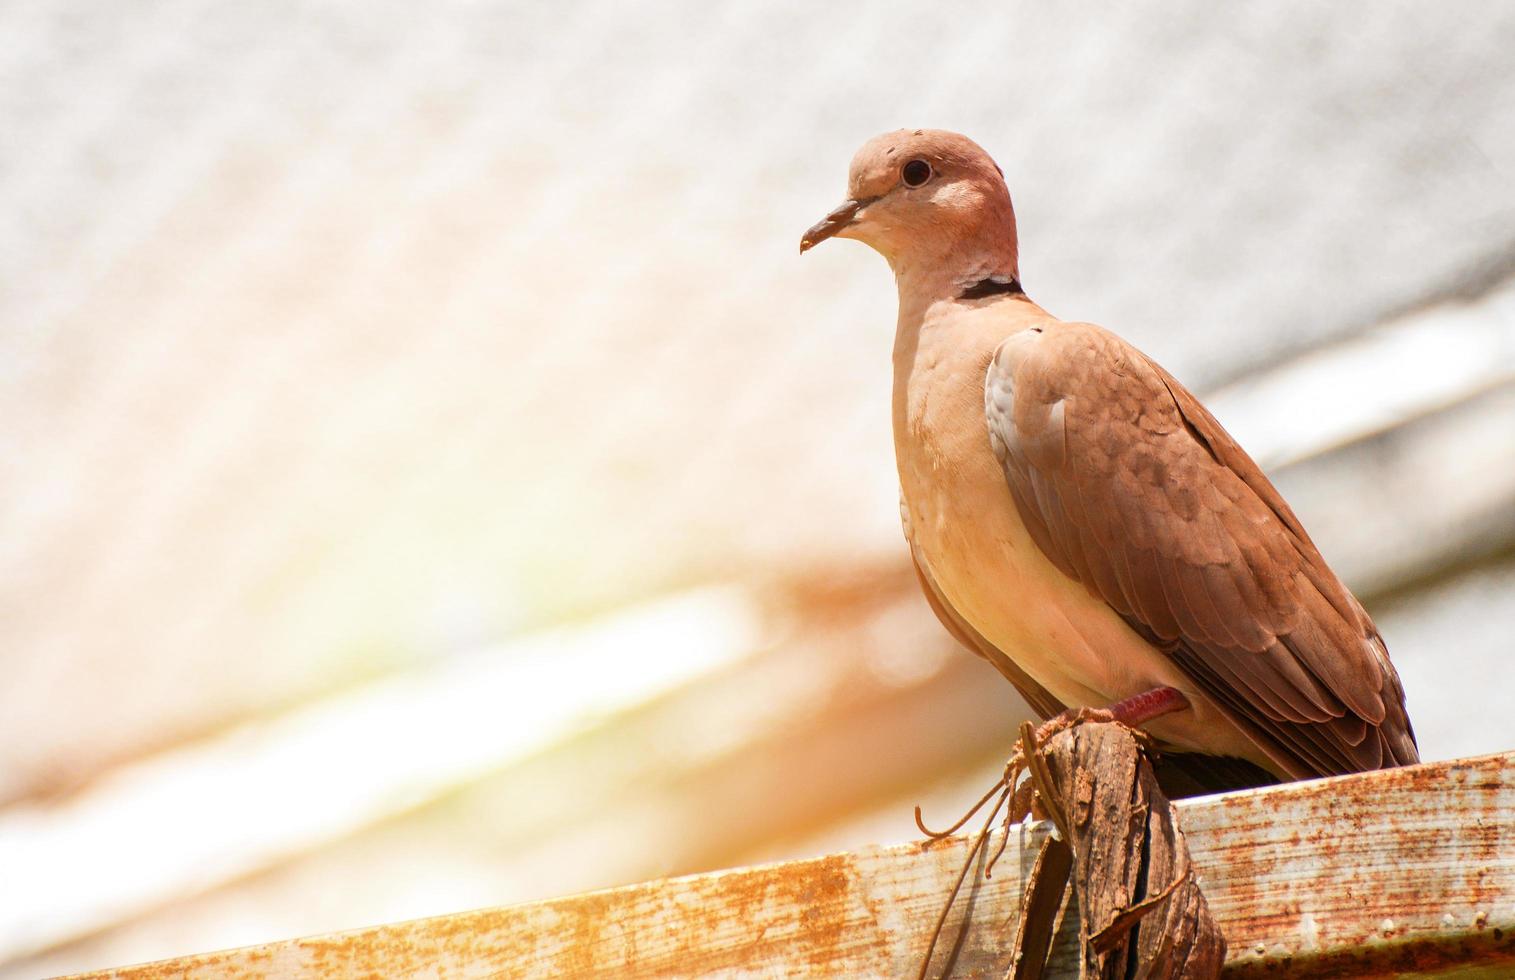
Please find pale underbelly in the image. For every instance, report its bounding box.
[907,478,1270,769]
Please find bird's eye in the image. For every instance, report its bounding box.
[902,159,932,187]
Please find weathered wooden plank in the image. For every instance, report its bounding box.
[1186,750,1515,977]
[75,751,1515,979]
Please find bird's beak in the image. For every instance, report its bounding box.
[800,196,876,254]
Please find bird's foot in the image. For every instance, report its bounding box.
[1035,686,1191,745]
[912,687,1192,841]
[1033,705,1116,746]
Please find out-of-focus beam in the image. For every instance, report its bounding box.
[1270,383,1515,597]
[1207,276,1515,472]
[0,589,763,965]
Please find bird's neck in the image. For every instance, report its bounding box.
[890,260,1043,415]
[887,202,1027,433]
[890,239,1019,316]
[890,241,1022,338]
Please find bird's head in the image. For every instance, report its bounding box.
[800,129,1019,285]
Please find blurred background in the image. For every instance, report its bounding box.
[3,1,1515,974]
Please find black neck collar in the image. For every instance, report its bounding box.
[958,275,1024,300]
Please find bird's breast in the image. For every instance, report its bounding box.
[894,349,1113,709]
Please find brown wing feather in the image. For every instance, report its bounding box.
[984,322,1418,780]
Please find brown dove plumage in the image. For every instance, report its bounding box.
[802,129,1417,794]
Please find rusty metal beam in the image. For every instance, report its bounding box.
[73,751,1515,979]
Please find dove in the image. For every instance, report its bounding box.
[801,129,1418,793]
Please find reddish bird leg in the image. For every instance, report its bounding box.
[1034,686,1190,744]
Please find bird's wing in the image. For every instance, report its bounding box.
[983,321,1419,780]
